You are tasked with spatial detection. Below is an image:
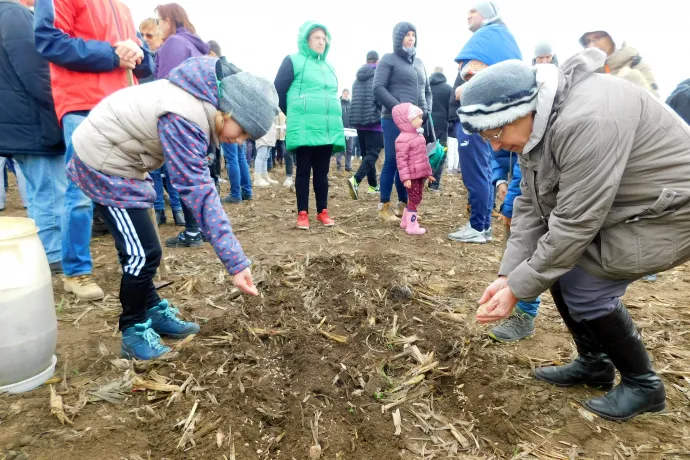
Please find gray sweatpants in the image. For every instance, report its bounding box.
[554,266,633,322]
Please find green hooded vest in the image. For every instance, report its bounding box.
[286,21,345,153]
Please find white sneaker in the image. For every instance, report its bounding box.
[448,223,487,244]
[254,176,270,187]
[283,177,294,188]
[264,174,278,185]
[484,227,493,242]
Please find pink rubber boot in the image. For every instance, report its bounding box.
[400,207,409,229]
[406,211,426,235]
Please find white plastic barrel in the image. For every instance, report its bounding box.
[0,217,57,393]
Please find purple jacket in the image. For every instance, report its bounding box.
[68,57,250,276]
[393,103,433,182]
[155,27,210,80]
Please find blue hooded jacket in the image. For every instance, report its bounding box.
[454,24,522,67]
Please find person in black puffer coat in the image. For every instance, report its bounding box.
[346,51,382,199]
[429,67,452,191]
[337,89,353,172]
[373,22,432,222]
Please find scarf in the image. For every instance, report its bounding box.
[403,46,417,63]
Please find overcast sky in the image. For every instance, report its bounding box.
[127,0,690,99]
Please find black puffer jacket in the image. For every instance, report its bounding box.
[667,78,690,125]
[0,1,63,157]
[350,64,381,127]
[429,72,451,139]
[373,22,432,120]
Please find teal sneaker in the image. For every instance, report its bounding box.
[146,299,200,339]
[347,176,359,200]
[121,319,171,360]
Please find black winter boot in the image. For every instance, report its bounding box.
[155,209,166,226]
[534,281,615,390]
[581,302,666,421]
[172,209,185,227]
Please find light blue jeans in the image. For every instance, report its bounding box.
[0,157,28,208]
[222,143,252,200]
[13,154,67,264]
[62,113,93,277]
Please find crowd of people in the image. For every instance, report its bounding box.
[1,0,690,422]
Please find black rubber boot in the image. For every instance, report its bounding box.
[581,302,666,421]
[534,281,615,390]
[172,209,185,227]
[155,209,166,226]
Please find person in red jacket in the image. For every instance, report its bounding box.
[34,0,153,301]
[392,103,435,235]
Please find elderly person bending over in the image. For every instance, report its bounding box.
[459,49,690,421]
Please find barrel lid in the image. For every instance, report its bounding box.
[0,217,38,241]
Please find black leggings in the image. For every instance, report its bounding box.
[295,145,332,213]
[96,205,162,331]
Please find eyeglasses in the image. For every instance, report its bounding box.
[480,127,503,142]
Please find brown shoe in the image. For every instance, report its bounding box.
[64,275,105,301]
[378,202,401,223]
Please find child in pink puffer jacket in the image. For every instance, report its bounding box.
[393,103,435,235]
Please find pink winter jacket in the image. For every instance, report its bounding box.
[393,103,433,182]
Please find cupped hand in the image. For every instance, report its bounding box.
[403,180,412,189]
[476,287,518,324]
[115,39,144,64]
[478,276,509,305]
[233,267,258,296]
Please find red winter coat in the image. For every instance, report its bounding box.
[393,103,433,182]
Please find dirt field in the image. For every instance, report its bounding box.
[1,160,690,460]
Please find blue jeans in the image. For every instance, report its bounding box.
[62,113,94,277]
[380,118,407,204]
[13,155,67,264]
[456,123,492,231]
[222,143,252,200]
[151,164,181,212]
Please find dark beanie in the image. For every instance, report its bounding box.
[366,50,379,61]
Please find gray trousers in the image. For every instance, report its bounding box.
[553,266,633,322]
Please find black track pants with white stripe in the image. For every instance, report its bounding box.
[96,205,162,331]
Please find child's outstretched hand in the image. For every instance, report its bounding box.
[403,180,412,189]
[427,176,436,183]
[233,267,259,296]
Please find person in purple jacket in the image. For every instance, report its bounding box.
[67,57,279,360]
[154,3,212,248]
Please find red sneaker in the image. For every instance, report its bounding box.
[317,209,335,226]
[296,211,310,230]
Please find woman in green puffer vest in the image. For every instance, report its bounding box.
[274,21,345,230]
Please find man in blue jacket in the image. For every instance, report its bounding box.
[448,1,522,246]
[448,2,536,342]
[0,0,65,274]
[34,0,153,300]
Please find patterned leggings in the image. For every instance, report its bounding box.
[407,178,425,212]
